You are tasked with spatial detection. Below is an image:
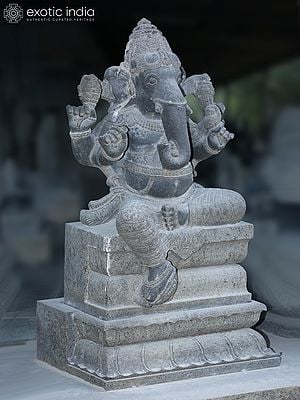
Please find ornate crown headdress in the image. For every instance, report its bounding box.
[122,18,181,75]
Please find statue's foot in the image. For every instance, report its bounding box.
[80,207,113,226]
[88,199,103,209]
[81,192,122,225]
[88,190,123,210]
[80,208,101,226]
[137,261,178,307]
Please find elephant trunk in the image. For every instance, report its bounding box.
[154,84,191,170]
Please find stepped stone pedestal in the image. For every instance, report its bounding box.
[37,220,281,390]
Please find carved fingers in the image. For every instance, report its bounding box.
[66,104,97,132]
[98,127,128,159]
[219,127,234,141]
[208,128,234,151]
[203,104,234,150]
[102,131,121,145]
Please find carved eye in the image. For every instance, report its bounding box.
[145,75,159,86]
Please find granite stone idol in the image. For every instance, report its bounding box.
[37,18,281,390]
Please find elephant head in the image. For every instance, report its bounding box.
[132,57,191,169]
[122,18,191,170]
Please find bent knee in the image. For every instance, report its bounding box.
[222,189,246,223]
[116,204,153,235]
[191,188,246,225]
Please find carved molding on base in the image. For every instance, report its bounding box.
[37,298,281,390]
[67,329,278,380]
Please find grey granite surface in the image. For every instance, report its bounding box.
[37,219,280,389]
[37,18,281,389]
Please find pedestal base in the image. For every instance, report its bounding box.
[2,335,299,400]
[37,220,281,390]
[37,298,280,390]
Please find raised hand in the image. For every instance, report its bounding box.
[203,104,234,151]
[66,105,96,133]
[208,126,234,151]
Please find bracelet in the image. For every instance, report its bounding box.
[69,129,91,138]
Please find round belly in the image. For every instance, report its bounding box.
[123,162,193,198]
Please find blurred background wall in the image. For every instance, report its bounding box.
[0,0,300,343]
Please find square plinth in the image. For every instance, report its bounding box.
[64,220,254,319]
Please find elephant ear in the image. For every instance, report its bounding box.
[102,65,135,104]
[181,74,214,104]
[185,95,202,124]
[101,79,115,103]
[181,74,216,123]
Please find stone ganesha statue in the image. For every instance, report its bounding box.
[66,18,245,307]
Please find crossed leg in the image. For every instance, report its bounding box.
[116,201,177,307]
[115,187,246,307]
